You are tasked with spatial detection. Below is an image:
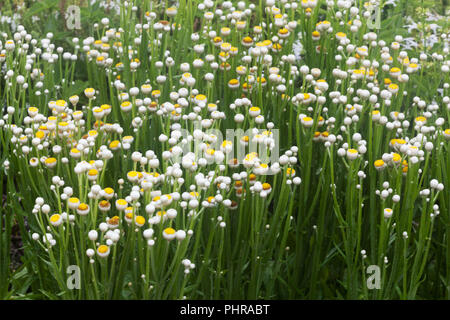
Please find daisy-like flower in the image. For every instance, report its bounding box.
[374,159,386,171]
[155,210,167,223]
[313,131,322,142]
[124,207,134,224]
[278,28,290,38]
[30,157,39,167]
[300,116,314,128]
[390,139,407,152]
[57,121,70,132]
[54,100,67,113]
[336,32,347,41]
[84,88,95,99]
[207,103,218,112]
[221,140,233,153]
[286,168,296,178]
[100,104,112,115]
[68,197,80,210]
[5,40,15,51]
[220,27,231,36]
[414,116,427,126]
[135,215,146,227]
[107,216,120,229]
[372,110,381,122]
[257,77,267,87]
[248,173,256,185]
[122,136,134,145]
[109,140,121,150]
[443,129,450,140]
[127,171,140,183]
[243,152,259,168]
[389,67,401,77]
[87,168,99,181]
[87,130,98,139]
[406,63,420,73]
[141,84,152,94]
[254,163,269,175]
[194,94,207,105]
[120,101,132,112]
[346,149,359,160]
[242,36,254,47]
[392,153,402,165]
[45,157,57,168]
[220,42,231,52]
[116,199,128,211]
[166,7,177,17]
[163,227,176,241]
[49,214,63,227]
[234,180,244,190]
[77,203,90,216]
[384,208,393,219]
[228,78,240,89]
[312,30,320,41]
[70,148,82,158]
[249,106,261,117]
[387,83,399,94]
[28,106,39,118]
[262,182,272,194]
[236,21,246,30]
[98,200,111,212]
[96,245,110,258]
[103,187,115,199]
[73,110,83,121]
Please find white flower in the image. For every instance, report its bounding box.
[86,249,95,257]
[143,228,154,239]
[96,245,110,258]
[88,230,98,241]
[384,208,393,219]
[162,228,176,241]
[176,230,186,241]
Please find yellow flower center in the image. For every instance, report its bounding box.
[374,160,385,167]
[117,199,127,206]
[135,216,145,225]
[50,214,60,223]
[164,227,176,235]
[98,245,108,254]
